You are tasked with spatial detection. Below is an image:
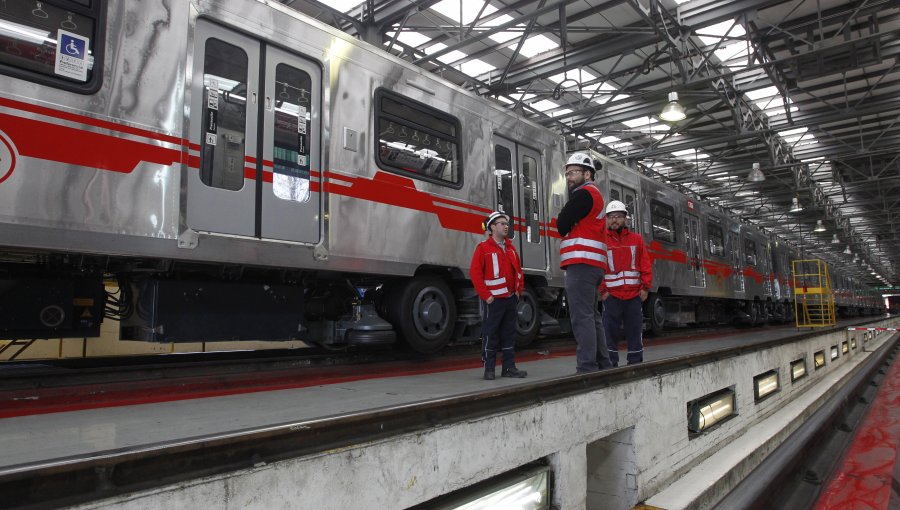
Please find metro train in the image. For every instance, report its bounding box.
[0,1,884,355]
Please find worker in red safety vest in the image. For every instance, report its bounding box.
[557,153,612,373]
[470,211,528,380]
[600,200,653,366]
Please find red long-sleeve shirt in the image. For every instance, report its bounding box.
[469,237,524,301]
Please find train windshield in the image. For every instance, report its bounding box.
[0,1,96,84]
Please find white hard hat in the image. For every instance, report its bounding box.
[565,153,595,172]
[605,200,629,216]
[483,211,510,231]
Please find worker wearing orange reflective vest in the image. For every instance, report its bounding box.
[470,211,528,380]
[557,153,612,372]
[600,200,653,366]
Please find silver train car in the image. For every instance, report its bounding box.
[591,154,885,331]
[0,1,883,354]
[0,0,569,353]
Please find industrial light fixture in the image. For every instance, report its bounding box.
[423,465,551,510]
[843,245,852,255]
[790,197,803,212]
[753,370,780,401]
[831,234,840,244]
[814,220,825,232]
[831,345,839,360]
[747,162,765,182]
[842,341,849,354]
[814,350,826,369]
[659,91,687,122]
[688,388,735,433]
[790,359,807,382]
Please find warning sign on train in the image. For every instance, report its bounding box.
[54,30,90,81]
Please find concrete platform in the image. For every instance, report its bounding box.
[0,318,897,509]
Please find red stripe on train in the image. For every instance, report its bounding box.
[0,112,183,174]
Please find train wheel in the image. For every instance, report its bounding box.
[515,286,540,347]
[647,294,666,336]
[389,277,456,354]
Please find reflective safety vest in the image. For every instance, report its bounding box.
[600,227,653,300]
[470,237,524,301]
[560,183,608,270]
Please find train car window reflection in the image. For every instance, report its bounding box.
[200,39,248,192]
[651,200,676,243]
[0,2,97,84]
[375,91,461,187]
[744,238,758,266]
[707,223,725,257]
[272,63,311,203]
[522,155,540,244]
[494,145,515,239]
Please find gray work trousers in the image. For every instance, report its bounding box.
[565,263,612,372]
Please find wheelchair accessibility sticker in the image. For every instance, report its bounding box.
[54,30,90,81]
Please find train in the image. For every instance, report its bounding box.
[0,0,884,355]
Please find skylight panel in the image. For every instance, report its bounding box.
[778,127,808,138]
[715,44,750,68]
[424,42,467,64]
[745,86,778,101]
[327,0,366,12]
[484,14,519,44]
[513,35,558,58]
[385,30,433,49]
[598,136,621,145]
[430,0,497,25]
[623,117,653,128]
[551,108,573,118]
[530,99,561,112]
[459,58,496,77]
[697,19,745,46]
[548,69,598,84]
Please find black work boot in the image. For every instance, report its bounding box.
[501,367,527,378]
[483,368,495,380]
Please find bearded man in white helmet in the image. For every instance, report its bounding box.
[557,153,612,372]
[600,200,653,366]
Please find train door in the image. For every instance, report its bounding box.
[609,182,639,233]
[493,137,546,270]
[260,47,321,242]
[517,147,547,270]
[730,230,745,293]
[186,21,320,243]
[683,213,706,288]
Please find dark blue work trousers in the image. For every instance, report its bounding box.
[603,296,644,366]
[481,295,518,370]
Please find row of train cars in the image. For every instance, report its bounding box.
[0,0,886,355]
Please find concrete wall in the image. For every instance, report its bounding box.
[74,318,899,510]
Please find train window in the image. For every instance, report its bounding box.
[494,144,515,240]
[199,38,248,192]
[271,63,311,203]
[522,155,540,244]
[744,238,758,265]
[707,223,725,257]
[375,90,462,187]
[0,0,104,93]
[651,200,676,243]
[610,188,620,201]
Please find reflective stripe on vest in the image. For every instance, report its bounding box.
[604,270,642,288]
